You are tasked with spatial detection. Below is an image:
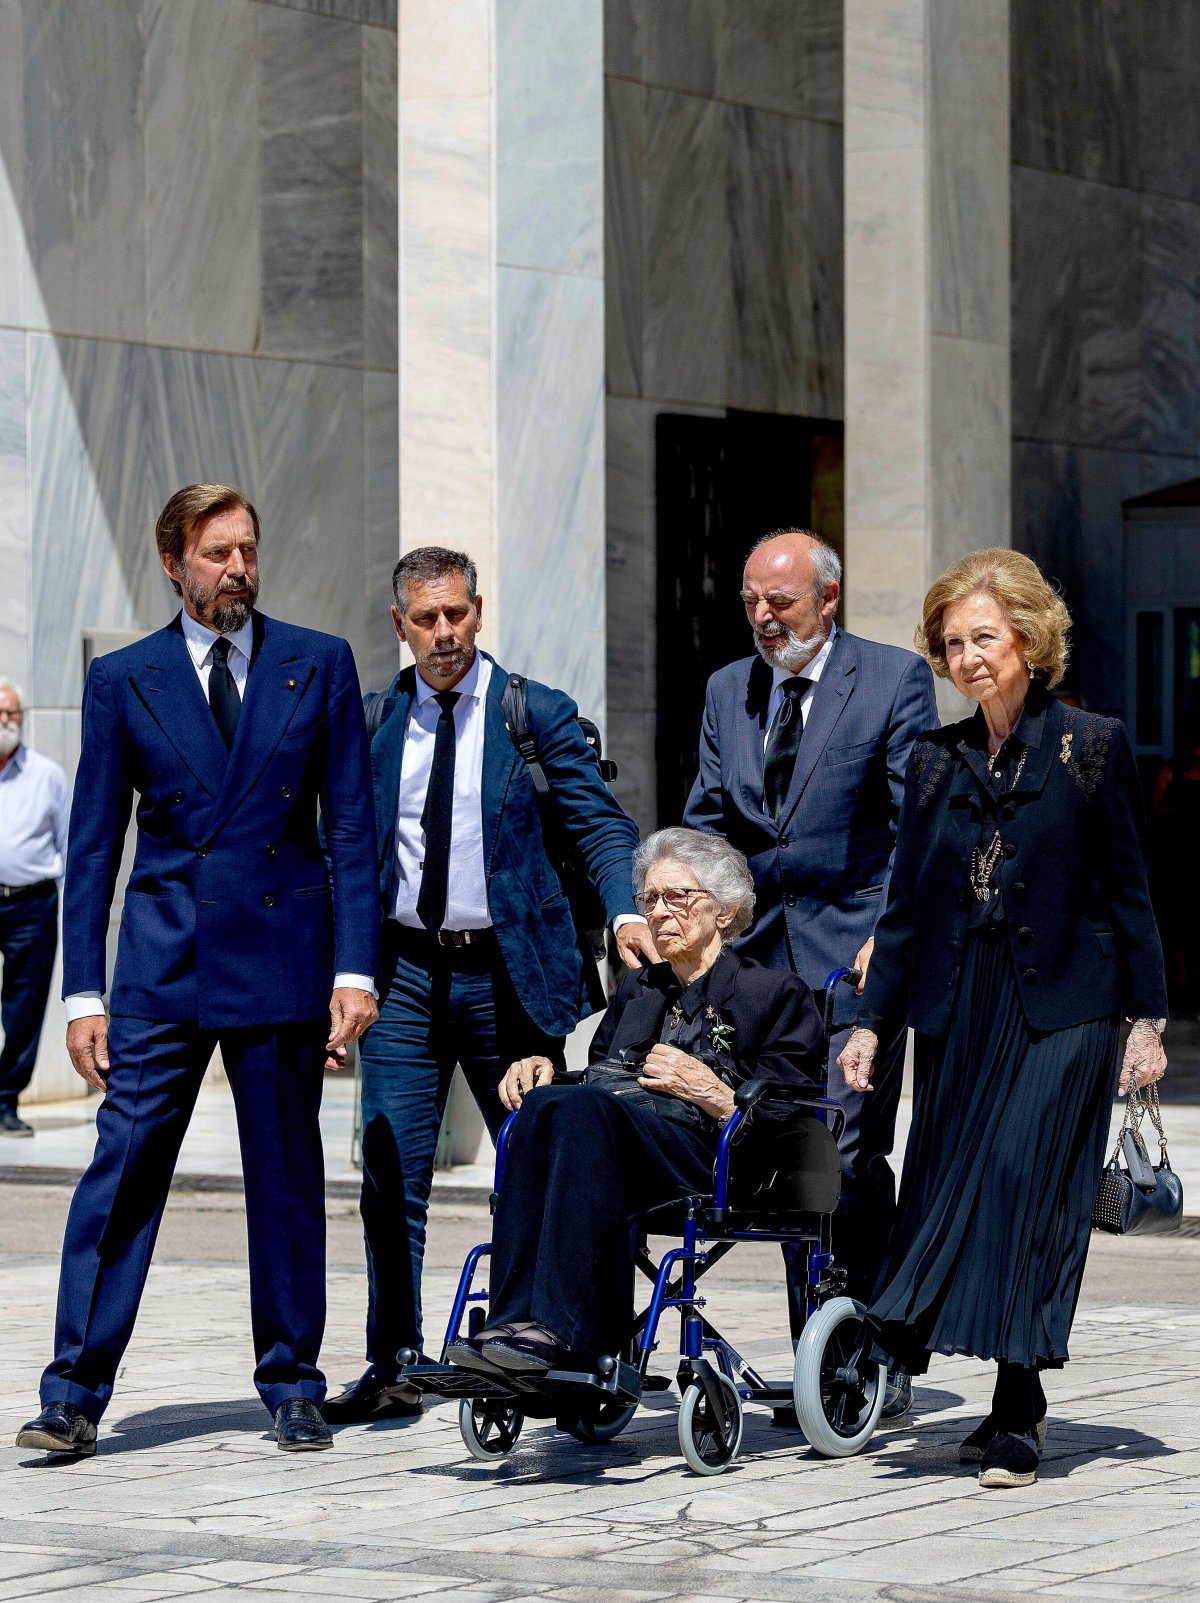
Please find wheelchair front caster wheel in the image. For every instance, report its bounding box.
[793,1295,886,1458]
[677,1372,743,1475]
[459,1397,523,1461]
[561,1398,637,1444]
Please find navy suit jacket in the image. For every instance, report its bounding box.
[369,653,639,1039]
[684,630,937,1023]
[62,612,379,1026]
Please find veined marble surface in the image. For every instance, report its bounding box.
[0,0,28,330]
[605,396,654,721]
[1079,181,1143,454]
[495,264,605,721]
[363,367,400,690]
[21,0,145,343]
[145,0,259,355]
[259,4,364,364]
[720,0,842,123]
[1011,165,1080,446]
[362,21,399,372]
[497,0,603,278]
[604,76,644,398]
[1143,195,1200,459]
[259,0,397,24]
[0,329,28,693]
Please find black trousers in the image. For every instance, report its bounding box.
[487,1083,714,1363]
[0,881,58,1112]
[783,1018,905,1334]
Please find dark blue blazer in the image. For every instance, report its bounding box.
[369,654,639,1039]
[684,630,937,1022]
[62,612,379,1026]
[859,691,1169,1037]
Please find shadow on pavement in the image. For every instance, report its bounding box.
[104,1399,268,1452]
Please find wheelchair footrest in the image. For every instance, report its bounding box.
[403,1363,515,1400]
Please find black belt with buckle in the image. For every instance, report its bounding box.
[0,879,55,902]
[391,922,497,958]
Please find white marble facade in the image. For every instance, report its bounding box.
[0,0,399,1097]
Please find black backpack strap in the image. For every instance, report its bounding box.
[502,674,551,797]
[363,688,393,740]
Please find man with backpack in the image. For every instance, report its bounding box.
[324,547,654,1424]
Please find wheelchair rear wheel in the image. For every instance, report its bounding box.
[459,1397,524,1461]
[677,1372,743,1475]
[793,1295,886,1457]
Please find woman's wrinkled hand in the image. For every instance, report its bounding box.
[1118,1021,1167,1097]
[639,1042,735,1123]
[499,1055,556,1111]
[838,1026,879,1093]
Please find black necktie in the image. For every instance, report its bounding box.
[764,676,810,819]
[416,691,461,931]
[208,636,241,749]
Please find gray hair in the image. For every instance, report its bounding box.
[0,677,24,709]
[392,547,478,614]
[633,827,756,942]
[749,528,842,609]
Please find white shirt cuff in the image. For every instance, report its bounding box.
[64,992,105,1023]
[612,914,648,933]
[335,972,378,999]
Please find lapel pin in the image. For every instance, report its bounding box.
[287,679,296,690]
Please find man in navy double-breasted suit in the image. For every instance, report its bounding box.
[323,546,652,1424]
[684,529,937,1415]
[16,484,379,1458]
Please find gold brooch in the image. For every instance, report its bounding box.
[1060,732,1073,765]
[668,1004,682,1030]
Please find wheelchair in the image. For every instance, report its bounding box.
[398,967,888,1474]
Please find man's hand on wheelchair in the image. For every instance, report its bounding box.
[852,936,874,994]
[499,1055,556,1111]
[639,1043,736,1124]
[614,918,661,969]
[838,1026,879,1093]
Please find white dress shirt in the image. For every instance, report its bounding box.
[393,653,492,928]
[0,745,70,885]
[65,609,373,1024]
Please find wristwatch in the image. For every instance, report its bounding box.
[1127,1016,1167,1035]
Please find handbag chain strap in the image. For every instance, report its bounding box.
[1113,1081,1170,1166]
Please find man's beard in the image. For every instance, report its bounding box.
[416,639,476,683]
[753,620,828,672]
[179,564,259,633]
[0,725,20,758]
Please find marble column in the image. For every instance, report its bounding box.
[844,0,1010,710]
[397,0,605,718]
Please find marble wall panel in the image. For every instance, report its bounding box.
[259,5,364,363]
[1139,0,1200,204]
[803,116,844,419]
[495,265,605,720]
[399,0,489,99]
[1010,165,1080,444]
[0,330,28,693]
[1011,439,1081,612]
[1078,182,1142,452]
[636,0,723,98]
[642,89,729,407]
[1075,444,1142,714]
[1142,196,1200,459]
[363,21,399,370]
[720,0,843,123]
[0,0,27,329]
[145,0,259,355]
[605,77,644,398]
[607,709,655,835]
[497,0,603,277]
[21,0,145,342]
[844,144,926,383]
[844,0,923,153]
[260,0,397,23]
[930,334,1010,571]
[363,367,400,689]
[258,359,366,662]
[1009,0,1081,175]
[604,0,639,79]
[605,396,653,716]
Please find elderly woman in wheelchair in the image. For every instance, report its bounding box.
[419,828,852,1470]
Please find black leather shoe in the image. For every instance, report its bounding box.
[979,1429,1040,1488]
[274,1399,332,1451]
[15,1402,96,1456]
[0,1107,33,1136]
[881,1366,913,1421]
[960,1412,1047,1464]
[321,1368,422,1424]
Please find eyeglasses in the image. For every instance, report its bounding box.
[633,887,711,915]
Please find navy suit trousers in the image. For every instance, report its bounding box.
[41,1016,328,1422]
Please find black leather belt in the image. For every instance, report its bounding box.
[0,879,55,902]
[390,922,497,954]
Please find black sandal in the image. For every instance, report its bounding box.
[482,1328,575,1374]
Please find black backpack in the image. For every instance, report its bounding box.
[363,673,618,1010]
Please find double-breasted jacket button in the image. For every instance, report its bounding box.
[779,836,791,849]
[1022,967,1038,983]
[1012,881,1026,896]
[172,790,184,804]
[1000,802,1016,821]
[263,894,275,909]
[783,892,797,907]
[1017,925,1033,942]
[197,845,209,858]
[1003,842,1017,859]
[266,844,276,860]
[280,785,292,799]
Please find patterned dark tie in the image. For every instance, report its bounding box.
[764,676,810,819]
[416,691,462,932]
[208,636,241,749]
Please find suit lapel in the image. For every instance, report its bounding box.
[206,615,315,837]
[737,657,772,821]
[129,617,228,798]
[776,632,855,831]
[372,668,414,875]
[481,656,520,877]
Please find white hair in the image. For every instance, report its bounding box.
[633,827,756,942]
[0,677,24,708]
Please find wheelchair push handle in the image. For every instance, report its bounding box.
[821,966,862,1037]
[733,1078,846,1141]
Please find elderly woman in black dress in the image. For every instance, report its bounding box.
[447,826,825,1377]
[839,549,1168,1489]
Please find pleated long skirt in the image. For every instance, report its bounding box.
[870,928,1120,1375]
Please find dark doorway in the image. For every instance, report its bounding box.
[654,409,844,827]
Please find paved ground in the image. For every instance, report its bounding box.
[2,1175,1199,1603]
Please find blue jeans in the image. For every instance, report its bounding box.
[358,926,564,1366]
